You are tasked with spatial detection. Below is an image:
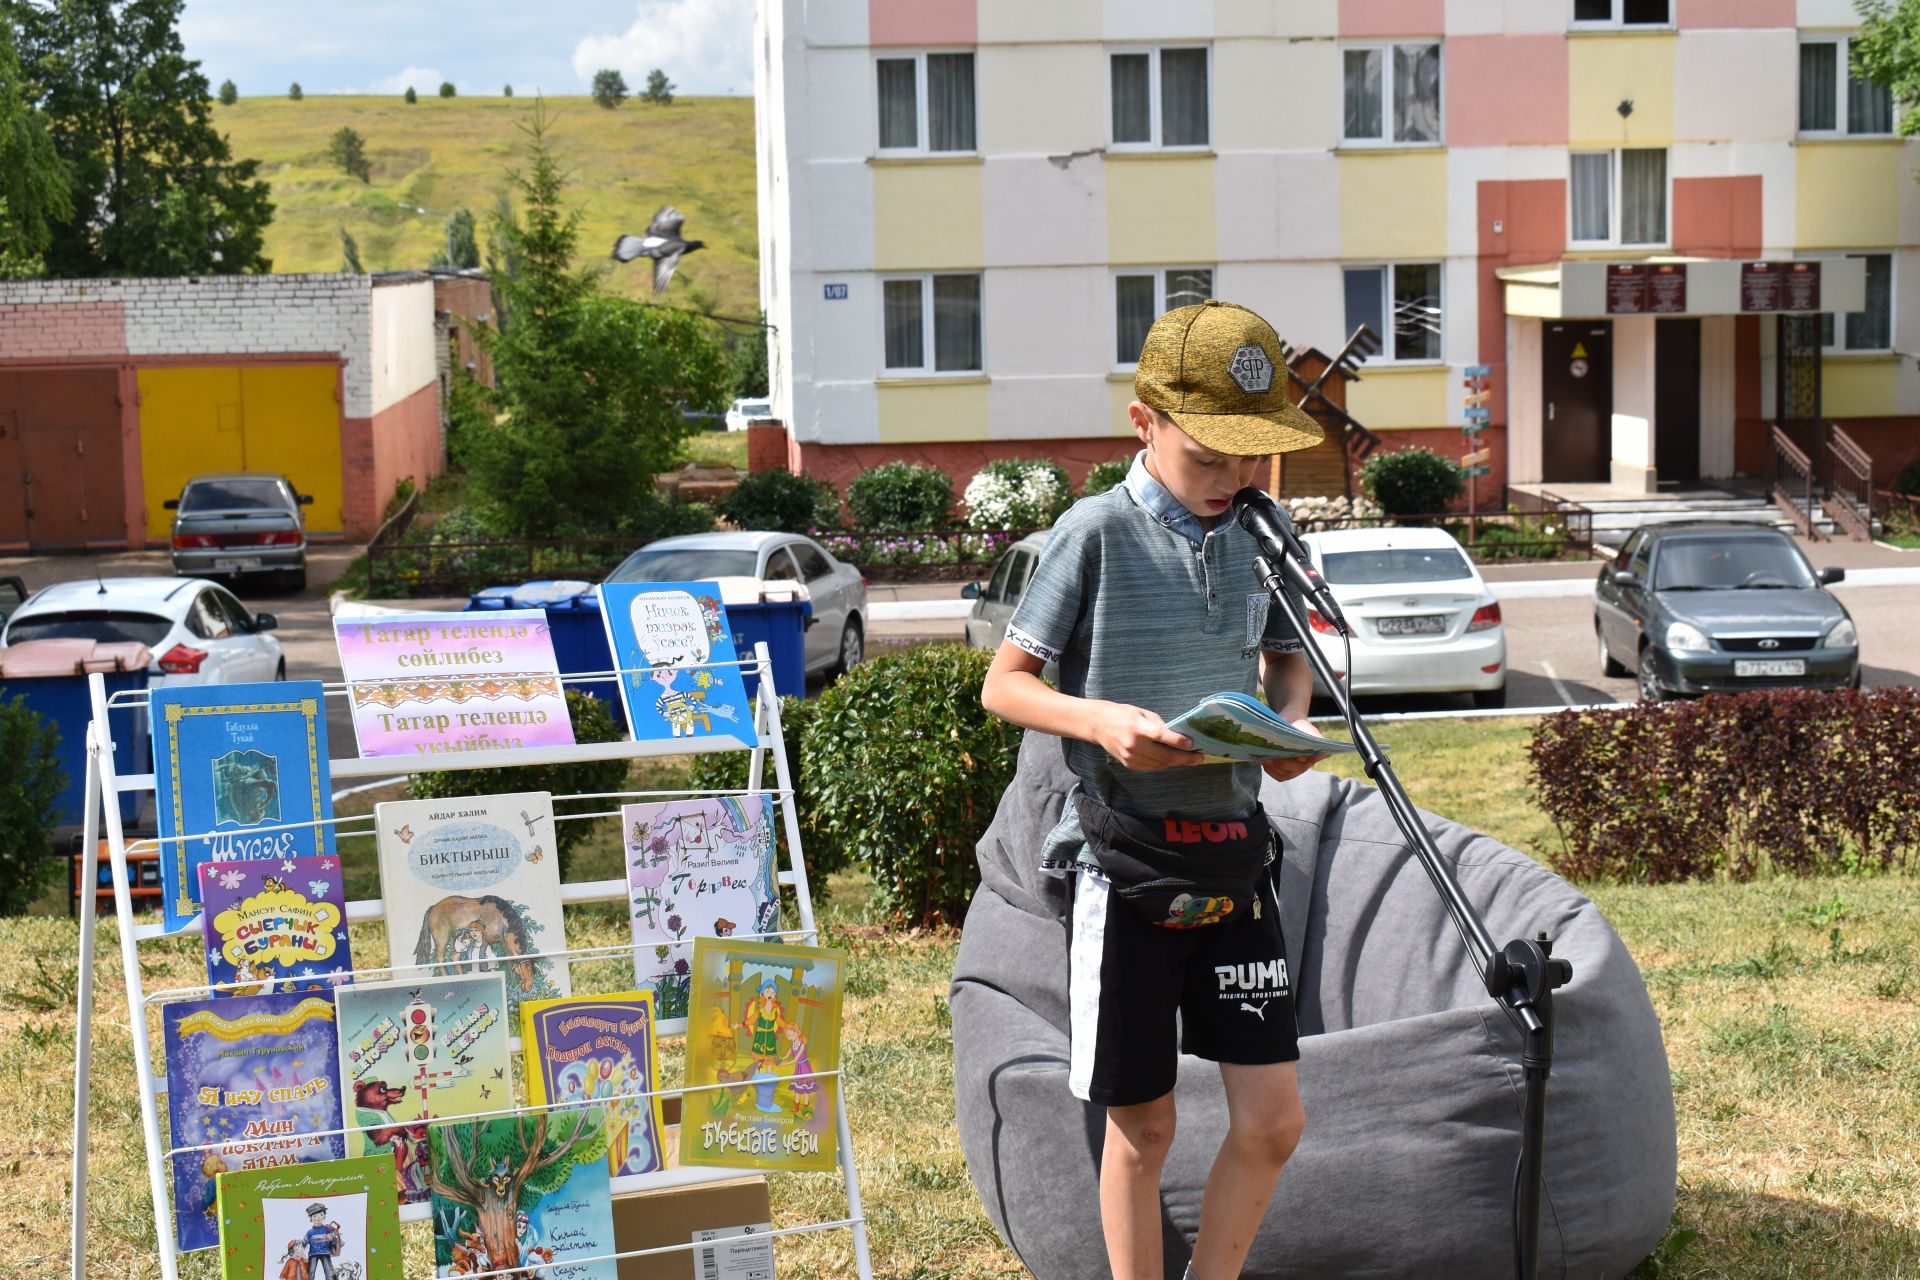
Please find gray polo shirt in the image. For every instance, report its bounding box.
[1006,453,1306,863]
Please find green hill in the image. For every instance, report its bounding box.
[214,94,760,318]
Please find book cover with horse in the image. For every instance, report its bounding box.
[333,974,509,1206]
[374,790,571,1024]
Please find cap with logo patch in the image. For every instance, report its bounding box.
[1133,299,1325,457]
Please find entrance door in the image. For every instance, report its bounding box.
[0,368,127,550]
[1542,322,1612,484]
[1654,318,1701,486]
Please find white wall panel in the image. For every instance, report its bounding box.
[984,156,1108,267]
[1673,31,1796,143]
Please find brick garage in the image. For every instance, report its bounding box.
[0,272,443,550]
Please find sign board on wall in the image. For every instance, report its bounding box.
[1605,264,1688,315]
[823,283,848,300]
[1740,261,1821,313]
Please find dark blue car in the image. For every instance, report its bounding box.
[1594,522,1859,702]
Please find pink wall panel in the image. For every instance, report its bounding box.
[1673,176,1763,259]
[1339,0,1445,37]
[1447,36,1568,147]
[869,0,975,47]
[1676,0,1795,29]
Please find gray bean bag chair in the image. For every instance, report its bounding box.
[952,731,1676,1279]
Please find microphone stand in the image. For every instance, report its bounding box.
[1251,549,1572,1280]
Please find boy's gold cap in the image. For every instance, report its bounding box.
[1134,300,1325,456]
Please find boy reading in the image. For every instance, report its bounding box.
[981,301,1327,1280]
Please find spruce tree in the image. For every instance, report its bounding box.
[404,85,417,103]
[217,78,236,104]
[288,82,302,100]
[339,227,363,273]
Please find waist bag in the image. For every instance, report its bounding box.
[1074,793,1272,930]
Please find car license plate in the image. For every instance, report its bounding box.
[1734,659,1806,678]
[213,557,263,572]
[1377,614,1447,636]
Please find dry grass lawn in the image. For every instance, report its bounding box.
[7,720,1918,1277]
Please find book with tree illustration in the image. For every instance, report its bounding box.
[198,855,352,997]
[622,795,780,1022]
[1164,692,1362,764]
[373,790,570,1025]
[215,1153,401,1280]
[520,993,668,1179]
[430,1107,618,1280]
[162,992,346,1253]
[152,680,334,934]
[332,973,510,1205]
[680,936,846,1173]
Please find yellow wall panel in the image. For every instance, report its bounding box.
[1795,142,1902,249]
[1824,358,1899,419]
[137,364,342,539]
[1568,35,1676,145]
[1346,367,1449,429]
[1107,156,1216,265]
[877,380,991,443]
[1110,379,1141,436]
[873,163,983,270]
[1338,152,1447,260]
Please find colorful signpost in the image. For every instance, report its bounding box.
[1461,368,1495,540]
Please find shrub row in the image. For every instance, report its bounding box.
[723,457,1137,536]
[1529,687,1920,883]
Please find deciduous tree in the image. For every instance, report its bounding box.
[0,17,71,277]
[590,67,628,109]
[1854,0,1920,136]
[327,125,370,182]
[643,68,674,104]
[217,78,235,104]
[288,81,301,100]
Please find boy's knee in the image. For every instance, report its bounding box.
[1233,1099,1304,1167]
[1108,1096,1178,1163]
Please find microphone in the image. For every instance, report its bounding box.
[1231,487,1350,635]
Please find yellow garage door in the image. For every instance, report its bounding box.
[137,364,343,540]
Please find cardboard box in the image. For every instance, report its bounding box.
[611,1174,772,1280]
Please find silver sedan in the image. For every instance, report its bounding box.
[606,531,868,680]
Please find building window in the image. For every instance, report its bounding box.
[875,51,976,153]
[1110,47,1210,148]
[1572,0,1670,25]
[1799,38,1893,136]
[1114,268,1214,366]
[1342,43,1442,145]
[1821,253,1893,353]
[1570,148,1668,246]
[882,273,982,374]
[1343,264,1442,363]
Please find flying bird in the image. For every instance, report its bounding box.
[612,206,705,294]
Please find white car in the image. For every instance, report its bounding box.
[1297,527,1506,708]
[724,397,773,432]
[2,577,286,687]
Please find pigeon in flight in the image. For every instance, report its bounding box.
[612,207,706,294]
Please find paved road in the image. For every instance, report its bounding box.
[6,544,1915,722]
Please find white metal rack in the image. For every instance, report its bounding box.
[67,642,873,1279]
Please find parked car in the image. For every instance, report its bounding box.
[724,397,774,433]
[166,473,312,591]
[0,575,25,627]
[1,577,284,686]
[1297,527,1507,708]
[1594,522,1859,702]
[961,531,1051,653]
[605,531,867,679]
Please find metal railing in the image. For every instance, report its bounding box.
[1502,488,1595,555]
[368,484,420,549]
[812,528,1040,583]
[1823,425,1874,542]
[366,536,641,597]
[1766,423,1818,540]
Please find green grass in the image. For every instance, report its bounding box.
[15,720,1920,1277]
[214,95,759,319]
[1879,527,1920,550]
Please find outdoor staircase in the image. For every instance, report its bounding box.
[1584,488,1874,554]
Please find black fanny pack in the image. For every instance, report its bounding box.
[1074,793,1273,930]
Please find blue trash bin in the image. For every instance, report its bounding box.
[0,665,151,835]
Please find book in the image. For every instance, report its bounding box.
[429,1106,619,1280]
[332,608,575,757]
[162,992,347,1254]
[373,790,571,1026]
[152,680,335,934]
[333,973,511,1205]
[214,1153,401,1280]
[198,856,353,997]
[598,579,758,746]
[520,993,669,1180]
[680,936,846,1174]
[622,795,781,1022]
[1164,692,1362,764]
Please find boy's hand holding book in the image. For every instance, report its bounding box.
[1091,701,1204,771]
[1261,719,1328,783]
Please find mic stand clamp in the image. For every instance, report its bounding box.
[1251,555,1573,1280]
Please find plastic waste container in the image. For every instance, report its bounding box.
[0,639,154,841]
[464,580,812,727]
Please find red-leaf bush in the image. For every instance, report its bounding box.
[1528,687,1920,883]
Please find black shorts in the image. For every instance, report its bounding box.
[1067,863,1300,1108]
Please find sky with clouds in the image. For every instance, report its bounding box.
[178,0,757,97]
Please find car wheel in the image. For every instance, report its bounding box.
[1470,684,1507,710]
[1598,626,1627,678]
[830,617,864,679]
[275,658,286,681]
[281,567,307,593]
[1637,648,1667,703]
